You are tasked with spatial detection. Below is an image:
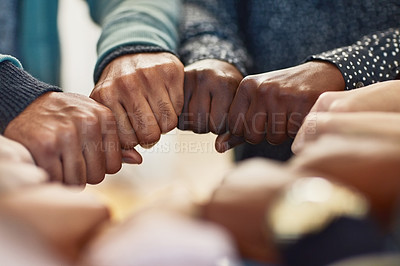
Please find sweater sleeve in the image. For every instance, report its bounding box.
[0,56,62,133]
[179,0,250,75]
[307,28,400,90]
[87,0,181,83]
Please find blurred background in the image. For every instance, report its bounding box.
[58,0,234,220]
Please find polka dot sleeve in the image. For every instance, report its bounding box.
[307,28,400,90]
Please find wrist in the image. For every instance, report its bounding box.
[308,60,346,91]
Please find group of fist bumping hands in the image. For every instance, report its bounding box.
[1,0,400,265]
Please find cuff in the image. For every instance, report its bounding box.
[93,44,176,84]
[0,61,62,133]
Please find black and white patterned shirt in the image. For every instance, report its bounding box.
[180,0,400,90]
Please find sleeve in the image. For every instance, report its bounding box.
[307,28,400,90]
[0,55,62,133]
[87,0,181,83]
[179,0,251,75]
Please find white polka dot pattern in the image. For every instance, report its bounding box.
[309,28,400,90]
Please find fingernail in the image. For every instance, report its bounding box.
[216,142,229,153]
[123,157,139,164]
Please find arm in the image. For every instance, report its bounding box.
[1,55,124,185]
[219,28,400,149]
[307,28,400,90]
[177,0,248,135]
[293,81,400,152]
[88,0,184,151]
[0,55,61,133]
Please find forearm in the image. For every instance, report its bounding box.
[307,28,400,90]
[87,0,181,82]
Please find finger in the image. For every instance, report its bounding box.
[209,89,233,134]
[229,82,251,136]
[291,112,319,154]
[266,109,288,145]
[287,111,304,138]
[29,137,64,183]
[100,110,122,174]
[111,103,139,149]
[123,96,161,146]
[62,134,87,186]
[178,72,195,130]
[215,132,245,153]
[165,64,184,116]
[122,149,143,164]
[189,82,211,134]
[147,84,178,134]
[244,99,267,144]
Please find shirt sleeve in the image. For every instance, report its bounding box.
[87,0,181,83]
[179,0,251,75]
[0,55,62,133]
[307,28,400,90]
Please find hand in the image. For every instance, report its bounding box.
[178,59,243,134]
[81,210,239,266]
[0,184,110,260]
[291,134,400,225]
[91,52,184,149]
[201,159,294,263]
[310,80,400,113]
[4,92,127,186]
[0,135,34,164]
[0,136,48,194]
[227,61,345,146]
[292,112,400,153]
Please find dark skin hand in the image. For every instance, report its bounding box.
[178,59,243,134]
[91,52,184,152]
[4,92,130,186]
[215,61,345,152]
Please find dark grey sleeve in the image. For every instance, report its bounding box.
[179,0,251,75]
[0,61,62,133]
[307,28,400,90]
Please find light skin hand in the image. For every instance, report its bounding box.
[309,80,400,113]
[90,52,184,152]
[178,59,243,134]
[4,92,126,186]
[201,159,295,263]
[290,134,400,225]
[216,61,345,152]
[0,135,34,164]
[293,112,400,153]
[0,136,48,193]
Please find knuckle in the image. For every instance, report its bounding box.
[239,76,258,91]
[36,134,58,156]
[140,133,160,146]
[328,99,351,112]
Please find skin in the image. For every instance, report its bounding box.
[293,112,400,153]
[201,159,294,263]
[215,61,345,152]
[293,80,400,153]
[291,134,400,225]
[309,80,400,113]
[81,210,239,266]
[178,59,243,134]
[0,184,110,261]
[4,92,127,186]
[91,52,184,151]
[0,136,48,193]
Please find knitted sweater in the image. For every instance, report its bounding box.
[180,0,400,90]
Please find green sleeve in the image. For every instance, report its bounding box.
[87,0,181,82]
